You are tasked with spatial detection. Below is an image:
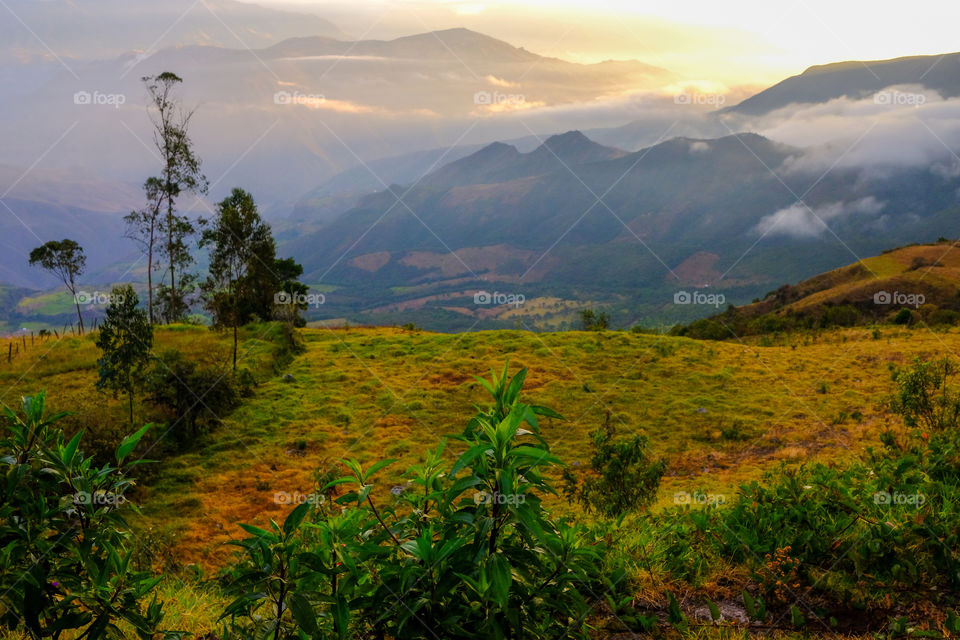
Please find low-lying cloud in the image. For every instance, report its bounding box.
[754,196,886,239]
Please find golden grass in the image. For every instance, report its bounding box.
[130,324,957,569]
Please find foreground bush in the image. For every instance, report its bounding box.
[0,392,168,639]
[221,365,610,639]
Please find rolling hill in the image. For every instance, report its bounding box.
[674,241,960,338]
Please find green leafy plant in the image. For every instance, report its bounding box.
[221,364,608,639]
[562,411,665,518]
[0,391,167,639]
[889,357,960,432]
[95,285,154,424]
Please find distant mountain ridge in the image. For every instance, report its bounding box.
[278,128,960,330]
[725,51,960,115]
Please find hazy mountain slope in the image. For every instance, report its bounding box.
[0,0,344,62]
[725,52,960,115]
[0,166,140,287]
[276,129,960,330]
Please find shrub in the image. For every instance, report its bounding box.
[144,350,240,447]
[0,392,167,639]
[580,308,609,331]
[220,364,609,639]
[889,357,960,432]
[562,411,665,517]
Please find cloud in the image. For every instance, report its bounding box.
[753,196,885,239]
[689,141,710,154]
[739,86,960,176]
[485,75,518,88]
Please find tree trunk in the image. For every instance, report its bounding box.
[233,323,238,371]
[73,295,85,335]
[147,230,155,324]
[128,389,135,425]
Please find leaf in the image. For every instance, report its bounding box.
[283,502,310,537]
[487,554,512,608]
[450,444,491,477]
[363,458,397,482]
[237,523,279,543]
[707,599,721,621]
[333,596,350,639]
[472,375,495,396]
[321,476,357,492]
[62,431,83,466]
[288,593,318,636]
[116,424,152,464]
[790,604,805,628]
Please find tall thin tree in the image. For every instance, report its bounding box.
[124,177,163,324]
[141,72,207,323]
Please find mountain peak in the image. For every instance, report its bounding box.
[530,131,626,165]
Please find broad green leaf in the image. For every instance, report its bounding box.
[116,424,152,464]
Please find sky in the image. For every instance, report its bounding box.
[253,0,960,87]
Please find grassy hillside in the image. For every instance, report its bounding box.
[4,320,960,636]
[676,241,960,338]
[1,322,948,568]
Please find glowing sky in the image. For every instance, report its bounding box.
[258,0,960,87]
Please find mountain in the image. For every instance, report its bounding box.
[725,52,960,116]
[420,132,627,189]
[673,241,960,339]
[278,129,960,330]
[0,165,140,288]
[0,28,673,223]
[265,28,542,63]
[0,0,344,63]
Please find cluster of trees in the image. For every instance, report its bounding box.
[27,71,307,362]
[25,72,310,438]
